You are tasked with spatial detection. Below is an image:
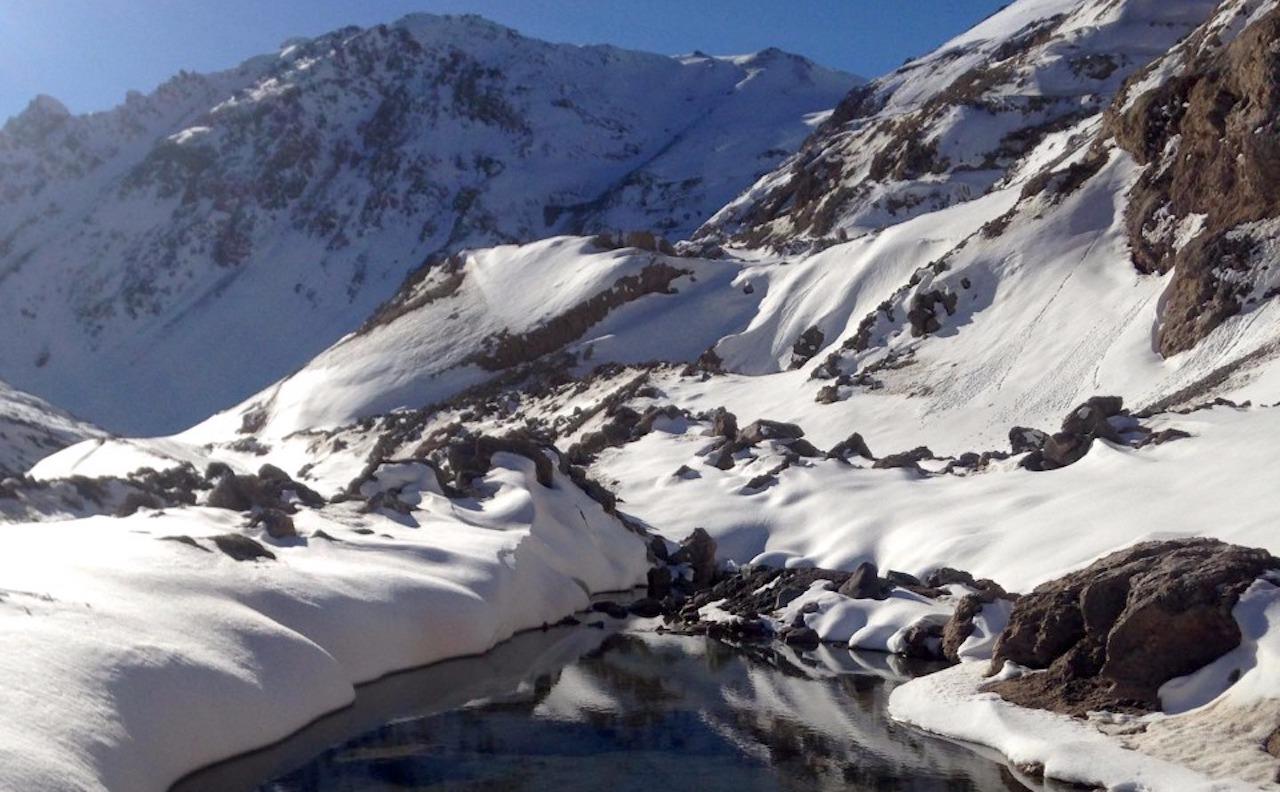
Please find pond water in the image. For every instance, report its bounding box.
[174,622,1041,792]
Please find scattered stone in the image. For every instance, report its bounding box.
[159,535,209,552]
[211,533,276,562]
[873,446,933,471]
[838,561,892,600]
[828,432,875,461]
[737,419,805,446]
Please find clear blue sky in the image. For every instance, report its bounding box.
[0,1,1007,122]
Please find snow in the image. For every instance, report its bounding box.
[0,380,103,477]
[0,15,856,436]
[889,663,1259,791]
[0,455,648,792]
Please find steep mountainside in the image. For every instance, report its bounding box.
[698,0,1219,250]
[7,2,1280,791]
[0,14,855,434]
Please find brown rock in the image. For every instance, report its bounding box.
[839,561,890,600]
[989,538,1279,715]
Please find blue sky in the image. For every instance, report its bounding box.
[0,1,1006,122]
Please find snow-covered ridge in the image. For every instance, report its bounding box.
[0,13,856,435]
[0,380,103,477]
[699,0,1220,248]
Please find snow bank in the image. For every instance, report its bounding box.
[0,454,648,792]
[888,664,1258,791]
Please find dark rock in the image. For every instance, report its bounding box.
[1009,426,1050,454]
[556,615,582,627]
[790,326,826,369]
[839,561,891,600]
[250,508,297,539]
[115,491,164,517]
[1139,428,1192,447]
[708,408,738,440]
[159,535,209,552]
[591,601,629,619]
[628,598,665,618]
[672,464,700,480]
[899,619,946,660]
[873,446,933,471]
[782,626,821,649]
[828,432,875,461]
[742,473,778,492]
[885,570,924,588]
[648,535,670,563]
[787,438,823,458]
[775,586,804,610]
[942,594,985,663]
[815,384,841,405]
[737,419,805,446]
[1265,726,1280,758]
[257,464,291,482]
[989,538,1280,715]
[706,444,737,471]
[211,533,276,562]
[647,566,673,599]
[671,528,718,589]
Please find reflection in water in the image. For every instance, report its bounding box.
[178,626,1038,792]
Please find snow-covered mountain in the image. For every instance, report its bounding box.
[6,2,1280,791]
[0,380,102,478]
[0,14,856,434]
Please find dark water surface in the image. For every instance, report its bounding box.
[175,623,1039,792]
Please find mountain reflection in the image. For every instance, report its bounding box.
[253,629,1033,792]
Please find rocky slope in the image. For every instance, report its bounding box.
[0,14,855,434]
[5,1,1280,790]
[0,380,102,478]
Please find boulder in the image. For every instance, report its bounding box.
[839,561,891,600]
[250,508,297,539]
[737,419,805,446]
[828,432,875,461]
[708,407,738,440]
[989,538,1280,715]
[782,625,821,649]
[671,528,718,588]
[1009,426,1049,454]
[211,533,276,562]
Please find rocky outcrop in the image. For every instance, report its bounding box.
[989,538,1279,715]
[205,464,324,513]
[1111,9,1280,356]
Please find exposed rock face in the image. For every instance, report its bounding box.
[671,528,718,589]
[989,538,1279,716]
[1112,8,1280,356]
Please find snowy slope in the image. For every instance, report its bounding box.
[698,0,1219,248]
[7,1,1280,790]
[0,14,855,435]
[0,380,102,477]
